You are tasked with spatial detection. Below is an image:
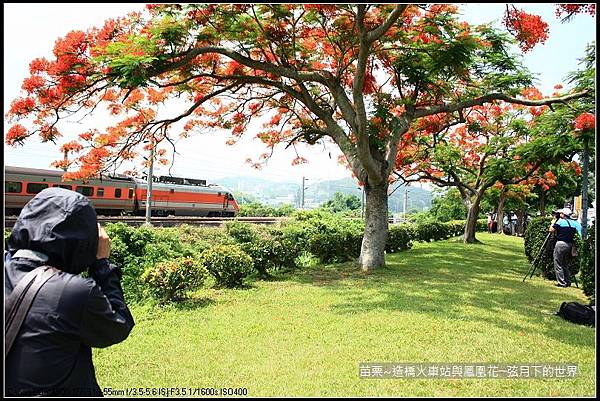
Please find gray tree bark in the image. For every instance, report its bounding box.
[463,191,484,243]
[515,208,526,236]
[539,190,546,217]
[358,181,389,271]
[496,189,506,235]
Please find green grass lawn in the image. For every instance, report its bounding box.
[94,233,595,397]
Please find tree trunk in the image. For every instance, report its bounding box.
[516,208,526,236]
[496,189,506,235]
[581,138,589,239]
[358,181,389,271]
[539,190,546,217]
[464,194,483,244]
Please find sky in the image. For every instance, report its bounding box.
[3,3,597,185]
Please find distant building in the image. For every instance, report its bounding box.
[271,195,296,206]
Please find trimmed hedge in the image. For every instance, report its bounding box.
[386,225,414,253]
[283,210,364,264]
[580,224,595,304]
[407,219,481,243]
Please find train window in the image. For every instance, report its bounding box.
[170,189,174,194]
[54,184,72,190]
[26,183,49,194]
[115,188,122,198]
[128,189,134,199]
[228,193,235,200]
[6,181,22,193]
[97,188,105,197]
[76,186,94,197]
[218,192,222,197]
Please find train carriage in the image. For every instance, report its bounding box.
[4,166,239,217]
[5,166,136,216]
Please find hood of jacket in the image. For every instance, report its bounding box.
[7,187,99,274]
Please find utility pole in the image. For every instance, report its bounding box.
[144,135,155,226]
[403,189,409,220]
[301,176,306,209]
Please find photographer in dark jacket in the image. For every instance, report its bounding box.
[5,187,135,397]
[549,207,582,288]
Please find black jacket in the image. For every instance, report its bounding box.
[5,188,135,397]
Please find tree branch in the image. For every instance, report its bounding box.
[414,90,590,118]
[366,4,408,43]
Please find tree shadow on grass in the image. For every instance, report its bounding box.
[283,239,595,348]
[173,297,217,311]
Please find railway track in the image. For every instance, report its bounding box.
[4,216,286,229]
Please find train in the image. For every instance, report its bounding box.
[4,165,239,217]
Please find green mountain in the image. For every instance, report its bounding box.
[215,176,431,213]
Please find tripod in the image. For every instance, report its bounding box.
[523,232,579,287]
[523,233,551,282]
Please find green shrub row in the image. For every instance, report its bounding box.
[387,219,485,246]
[580,224,595,304]
[100,213,484,304]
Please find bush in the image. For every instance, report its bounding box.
[307,222,363,264]
[476,219,488,232]
[386,224,414,253]
[414,221,451,242]
[282,210,364,264]
[199,244,254,288]
[141,257,208,303]
[238,202,295,217]
[225,220,259,243]
[523,217,582,280]
[240,232,299,277]
[408,211,437,225]
[176,224,233,250]
[104,223,155,302]
[104,223,203,303]
[445,220,466,237]
[524,217,557,279]
[580,224,595,304]
[302,211,363,263]
[295,251,320,268]
[225,221,301,276]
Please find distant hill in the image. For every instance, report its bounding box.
[215,176,431,213]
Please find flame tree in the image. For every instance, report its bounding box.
[5,4,592,270]
[394,97,582,243]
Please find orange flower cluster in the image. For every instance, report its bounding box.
[574,112,595,131]
[503,8,549,52]
[6,124,28,145]
[555,4,596,19]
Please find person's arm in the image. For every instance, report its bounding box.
[549,217,557,232]
[575,221,583,236]
[80,225,134,348]
[80,258,135,348]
